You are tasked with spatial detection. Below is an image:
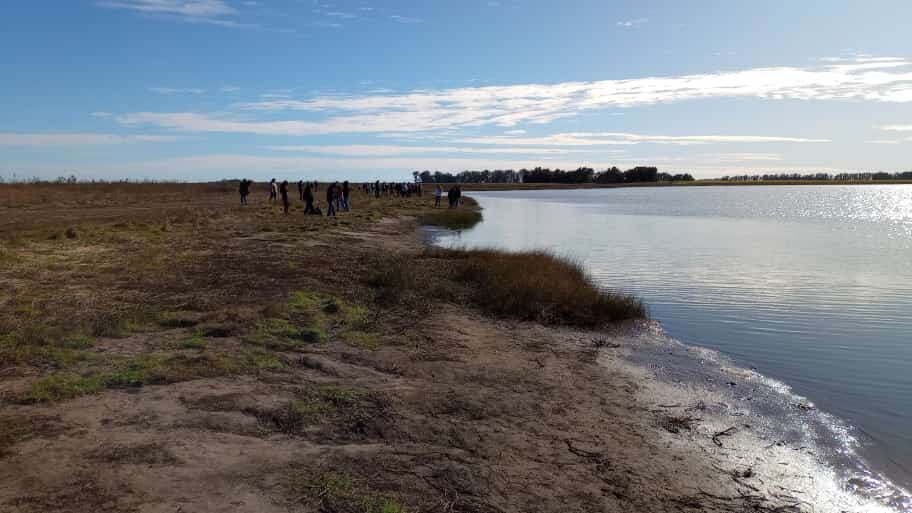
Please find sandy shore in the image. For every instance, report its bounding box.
[0,187,900,512]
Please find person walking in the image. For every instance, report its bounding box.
[326,182,337,217]
[434,184,443,207]
[303,182,316,214]
[297,180,304,201]
[280,180,290,214]
[269,178,278,202]
[342,181,351,211]
[239,179,250,205]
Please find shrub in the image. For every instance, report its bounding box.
[366,253,418,304]
[447,249,644,327]
[417,209,482,230]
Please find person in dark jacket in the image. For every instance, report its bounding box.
[297,180,304,201]
[326,182,337,217]
[280,180,290,214]
[303,183,316,214]
[239,179,250,205]
[342,181,351,211]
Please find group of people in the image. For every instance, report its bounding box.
[364,181,423,199]
[238,178,464,215]
[436,184,463,208]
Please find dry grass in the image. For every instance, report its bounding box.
[0,182,641,403]
[444,248,645,326]
[416,197,482,230]
[368,247,645,327]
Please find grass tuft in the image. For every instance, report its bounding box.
[417,208,483,230]
[434,248,645,327]
[311,473,406,513]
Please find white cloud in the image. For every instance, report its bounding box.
[325,10,356,19]
[97,0,236,17]
[880,124,912,131]
[0,132,188,147]
[164,57,912,136]
[452,132,829,146]
[865,140,903,145]
[97,0,257,28]
[390,14,422,23]
[617,17,648,27]
[504,129,526,135]
[262,144,604,157]
[149,87,206,95]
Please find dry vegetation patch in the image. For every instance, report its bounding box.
[3,183,749,513]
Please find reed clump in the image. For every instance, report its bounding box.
[450,249,645,326]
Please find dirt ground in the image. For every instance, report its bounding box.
[0,183,813,512]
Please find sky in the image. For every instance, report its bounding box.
[2,0,912,182]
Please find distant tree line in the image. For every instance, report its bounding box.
[720,172,912,182]
[415,167,694,184]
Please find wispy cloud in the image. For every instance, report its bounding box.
[865,139,904,145]
[262,144,599,157]
[0,132,188,147]
[453,132,829,146]
[179,57,912,135]
[390,14,422,23]
[149,86,206,95]
[880,124,912,131]
[97,0,257,28]
[617,17,648,27]
[110,57,912,139]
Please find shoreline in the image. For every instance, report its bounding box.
[0,186,907,511]
[426,226,910,513]
[455,180,912,191]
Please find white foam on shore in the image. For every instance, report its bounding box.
[604,321,911,512]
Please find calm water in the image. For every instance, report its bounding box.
[434,185,912,503]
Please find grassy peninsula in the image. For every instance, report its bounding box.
[0,182,826,512]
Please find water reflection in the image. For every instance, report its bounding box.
[434,185,912,495]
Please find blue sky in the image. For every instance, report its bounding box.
[2,0,912,181]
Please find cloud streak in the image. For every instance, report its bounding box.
[0,132,188,147]
[124,57,912,136]
[617,17,648,27]
[149,87,206,95]
[451,132,829,146]
[97,0,257,28]
[262,144,606,157]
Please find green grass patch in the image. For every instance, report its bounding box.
[246,317,326,348]
[18,348,286,403]
[176,332,208,349]
[313,473,406,513]
[0,331,97,369]
[157,311,202,329]
[18,373,107,402]
[245,291,371,350]
[343,331,382,350]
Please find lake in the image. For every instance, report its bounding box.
[433,185,912,507]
